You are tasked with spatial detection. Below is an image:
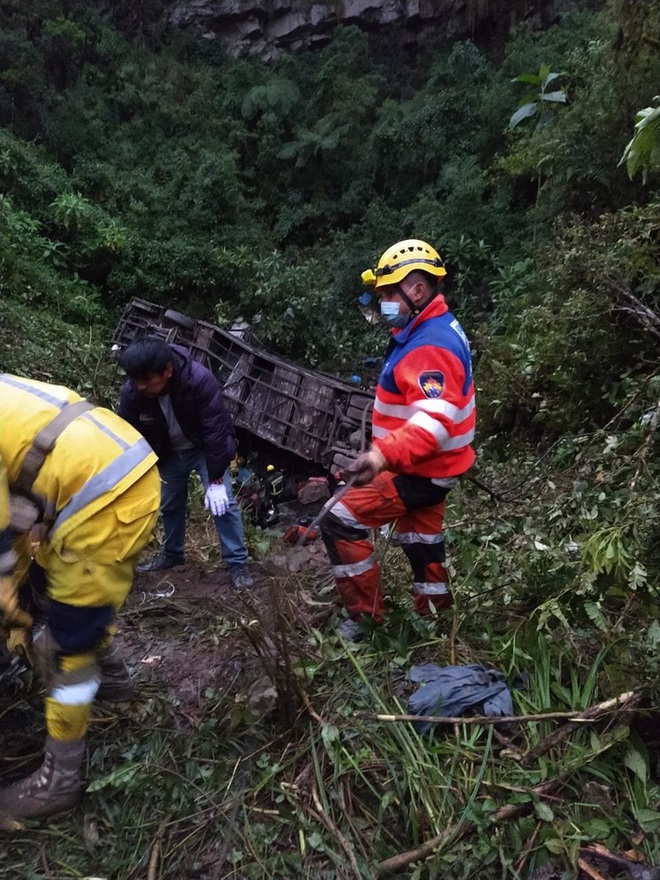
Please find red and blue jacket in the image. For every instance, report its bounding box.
[371,294,476,479]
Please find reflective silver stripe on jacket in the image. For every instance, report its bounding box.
[81,411,131,450]
[0,374,69,409]
[51,439,154,535]
[371,418,475,450]
[332,554,377,579]
[413,581,450,596]
[408,411,475,449]
[374,395,476,424]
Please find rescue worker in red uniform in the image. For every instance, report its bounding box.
[321,240,476,639]
[0,374,161,820]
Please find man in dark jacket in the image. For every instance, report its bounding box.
[118,337,253,589]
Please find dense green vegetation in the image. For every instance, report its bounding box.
[1,0,651,378]
[1,0,660,878]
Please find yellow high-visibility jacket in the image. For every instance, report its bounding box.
[0,455,12,578]
[0,374,159,559]
[0,456,8,533]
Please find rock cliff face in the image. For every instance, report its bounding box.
[163,0,588,59]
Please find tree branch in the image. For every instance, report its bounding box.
[376,726,631,875]
[610,281,660,341]
[519,690,641,767]
[359,690,639,729]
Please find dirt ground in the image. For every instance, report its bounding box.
[0,527,333,768]
[113,537,332,725]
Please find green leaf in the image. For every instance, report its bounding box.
[628,562,648,591]
[541,90,567,104]
[543,71,562,88]
[634,809,660,832]
[544,838,564,854]
[647,620,660,651]
[307,831,325,850]
[321,723,340,751]
[584,601,608,632]
[620,105,660,180]
[86,763,141,792]
[624,747,648,784]
[534,800,555,822]
[583,818,613,840]
[509,103,538,128]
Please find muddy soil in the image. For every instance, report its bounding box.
[112,537,333,723]
[0,533,333,765]
[117,561,272,722]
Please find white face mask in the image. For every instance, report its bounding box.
[380,300,408,329]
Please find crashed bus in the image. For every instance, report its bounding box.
[111,297,374,473]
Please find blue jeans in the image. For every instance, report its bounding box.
[158,449,248,568]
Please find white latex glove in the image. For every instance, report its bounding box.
[204,482,229,517]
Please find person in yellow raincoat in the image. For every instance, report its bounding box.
[0,373,160,821]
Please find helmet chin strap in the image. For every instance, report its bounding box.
[396,284,436,321]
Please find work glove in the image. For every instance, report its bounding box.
[342,447,387,486]
[204,482,229,517]
[6,626,33,664]
[0,575,33,629]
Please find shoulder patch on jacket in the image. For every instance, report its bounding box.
[418,371,445,399]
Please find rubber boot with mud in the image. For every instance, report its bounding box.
[0,737,85,821]
[96,642,134,703]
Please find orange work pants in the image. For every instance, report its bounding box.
[320,471,455,621]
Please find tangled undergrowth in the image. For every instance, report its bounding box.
[1,392,659,880]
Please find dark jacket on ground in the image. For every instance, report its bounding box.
[119,345,236,482]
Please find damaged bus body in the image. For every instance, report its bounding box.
[111,298,373,472]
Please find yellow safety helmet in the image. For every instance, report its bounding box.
[361,239,446,290]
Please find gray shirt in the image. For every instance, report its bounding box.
[158,394,195,451]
